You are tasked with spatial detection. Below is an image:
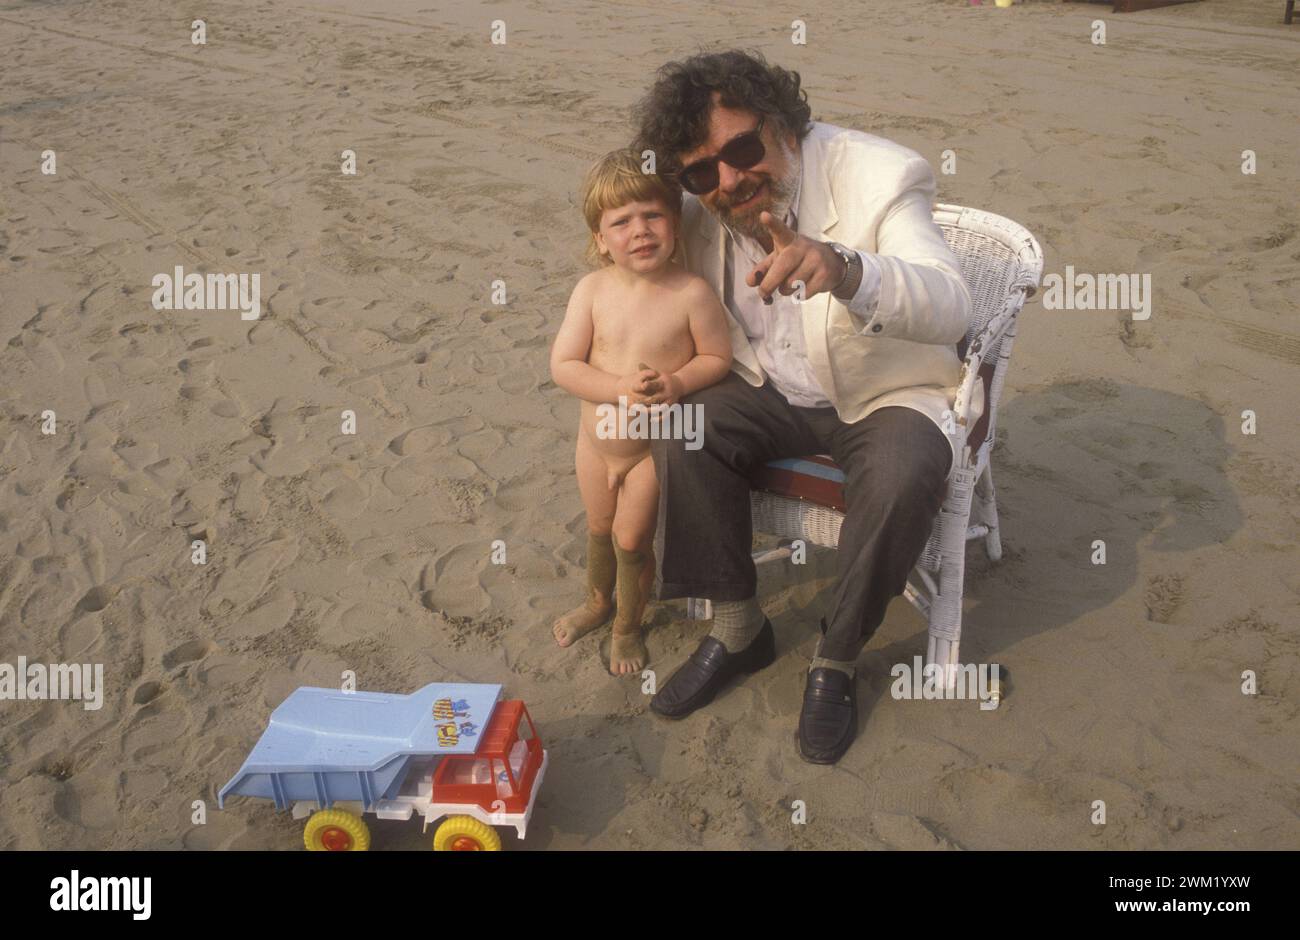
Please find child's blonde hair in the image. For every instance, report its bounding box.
[580,148,683,269]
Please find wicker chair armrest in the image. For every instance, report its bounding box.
[952,281,1034,429]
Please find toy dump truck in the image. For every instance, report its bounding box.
[218,682,546,851]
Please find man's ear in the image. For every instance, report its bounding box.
[768,115,795,154]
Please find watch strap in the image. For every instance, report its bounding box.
[827,242,861,298]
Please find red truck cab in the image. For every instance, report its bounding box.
[431,700,543,815]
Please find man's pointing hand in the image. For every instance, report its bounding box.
[747,210,848,305]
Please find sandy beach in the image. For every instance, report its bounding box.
[0,0,1296,850]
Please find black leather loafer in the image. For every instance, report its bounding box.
[649,618,776,720]
[796,667,858,764]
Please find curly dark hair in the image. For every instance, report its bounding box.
[631,49,813,174]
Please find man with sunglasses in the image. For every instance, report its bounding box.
[631,50,978,764]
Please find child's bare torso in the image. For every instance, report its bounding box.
[581,264,701,477]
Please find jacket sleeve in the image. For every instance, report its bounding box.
[837,149,972,346]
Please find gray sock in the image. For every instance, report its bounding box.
[809,637,856,678]
[709,597,765,652]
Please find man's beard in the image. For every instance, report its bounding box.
[716,140,800,243]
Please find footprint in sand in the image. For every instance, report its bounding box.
[507,427,556,454]
[249,413,314,478]
[318,601,398,646]
[132,679,164,706]
[123,699,192,769]
[203,539,299,616]
[494,471,555,513]
[195,654,258,689]
[116,767,171,810]
[418,549,490,619]
[320,477,369,520]
[870,812,962,851]
[761,662,806,718]
[210,399,242,418]
[1144,573,1185,624]
[496,369,538,396]
[52,776,120,832]
[172,478,223,536]
[163,638,217,672]
[229,587,297,640]
[75,583,118,613]
[59,608,107,659]
[387,425,452,457]
[508,332,550,351]
[456,427,506,463]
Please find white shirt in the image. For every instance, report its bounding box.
[721,160,883,408]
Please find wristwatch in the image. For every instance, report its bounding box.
[825,241,863,300]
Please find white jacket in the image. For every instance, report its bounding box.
[677,121,982,473]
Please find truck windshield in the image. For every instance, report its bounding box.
[508,739,528,783]
[493,759,514,799]
[445,758,492,786]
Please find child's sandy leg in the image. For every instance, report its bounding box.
[554,433,617,648]
[610,543,651,675]
[609,457,657,675]
[553,533,615,647]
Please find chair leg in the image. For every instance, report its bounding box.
[927,467,975,691]
[927,633,961,688]
[975,461,1003,562]
[685,597,712,620]
[684,544,799,621]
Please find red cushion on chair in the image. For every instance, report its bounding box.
[750,455,847,512]
[751,358,996,511]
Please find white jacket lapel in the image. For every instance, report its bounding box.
[681,195,763,383]
[794,127,839,399]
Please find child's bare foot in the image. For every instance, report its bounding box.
[553,594,613,647]
[609,630,648,676]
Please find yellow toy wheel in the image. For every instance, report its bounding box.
[433,815,502,851]
[304,809,371,852]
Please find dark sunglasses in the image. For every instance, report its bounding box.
[676,115,766,195]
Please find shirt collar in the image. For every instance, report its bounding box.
[788,154,802,229]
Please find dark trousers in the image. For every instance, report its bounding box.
[650,372,953,662]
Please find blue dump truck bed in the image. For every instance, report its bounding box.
[218,682,502,811]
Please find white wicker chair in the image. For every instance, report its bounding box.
[686,204,1044,688]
